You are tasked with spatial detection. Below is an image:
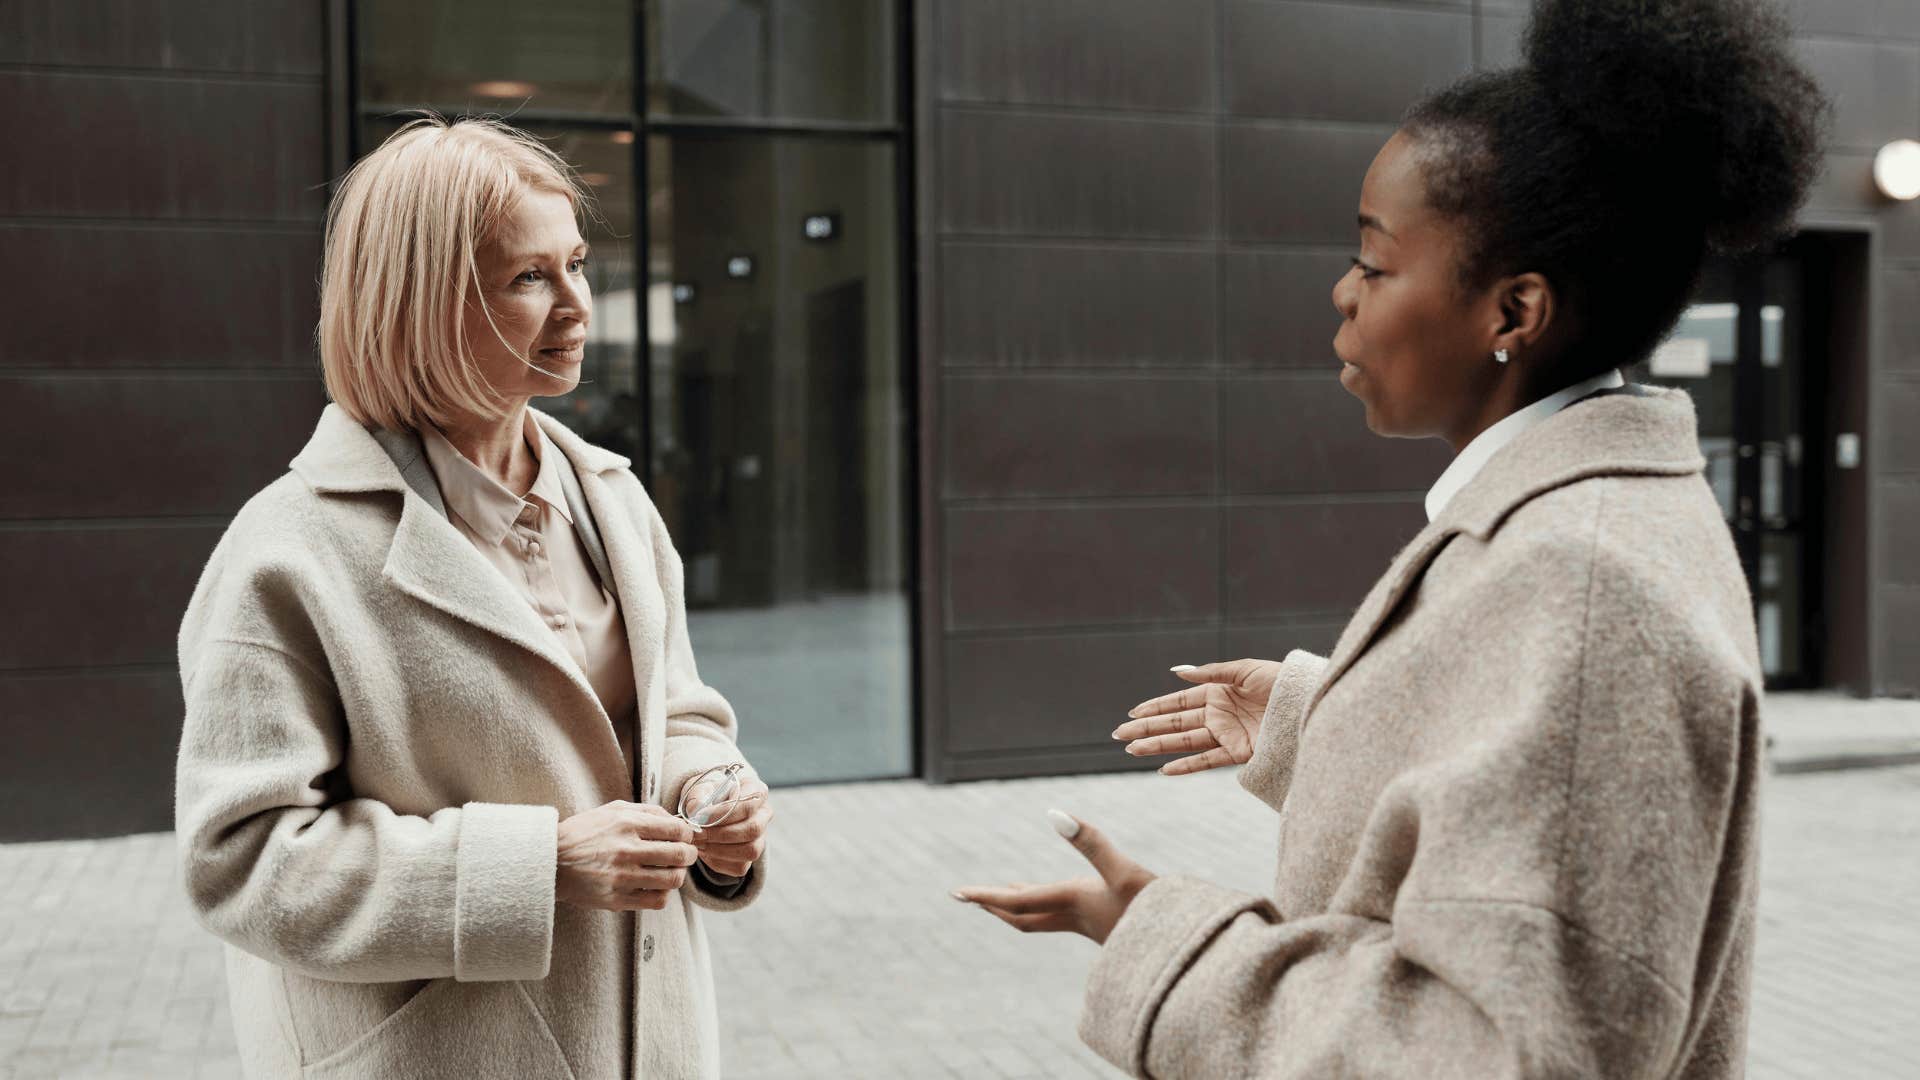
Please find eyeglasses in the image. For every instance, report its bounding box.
[675,762,755,831]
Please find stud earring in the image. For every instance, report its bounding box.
[1494,348,1510,364]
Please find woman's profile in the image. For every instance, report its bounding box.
[173,116,772,1078]
[957,1,1829,1075]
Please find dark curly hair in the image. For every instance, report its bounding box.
[1402,0,1831,389]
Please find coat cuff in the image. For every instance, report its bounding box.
[1238,649,1328,812]
[686,853,763,910]
[1080,876,1266,1077]
[452,801,559,982]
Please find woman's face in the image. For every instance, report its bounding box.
[464,186,591,405]
[1331,131,1509,443]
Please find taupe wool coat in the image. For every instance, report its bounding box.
[174,405,763,1079]
[1082,386,1764,1079]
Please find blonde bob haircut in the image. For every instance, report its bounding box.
[318,115,589,432]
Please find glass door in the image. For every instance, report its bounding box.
[349,0,915,781]
[1632,253,1823,687]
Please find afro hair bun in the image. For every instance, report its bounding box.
[1523,0,1830,253]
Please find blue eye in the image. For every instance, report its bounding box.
[569,256,589,274]
[516,269,541,284]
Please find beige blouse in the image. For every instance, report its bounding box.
[421,414,637,769]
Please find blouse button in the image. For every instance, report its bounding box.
[549,613,570,629]
[526,539,543,557]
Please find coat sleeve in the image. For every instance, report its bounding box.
[642,495,768,912]
[175,636,559,985]
[1079,538,1759,1079]
[1237,649,1328,812]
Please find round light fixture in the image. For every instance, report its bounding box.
[469,80,538,99]
[1873,139,1920,201]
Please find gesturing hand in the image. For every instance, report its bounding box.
[691,777,771,878]
[555,801,699,912]
[951,811,1155,945]
[1111,659,1281,775]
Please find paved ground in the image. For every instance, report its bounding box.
[3,758,1918,1079]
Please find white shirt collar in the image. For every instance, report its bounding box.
[1424,368,1627,522]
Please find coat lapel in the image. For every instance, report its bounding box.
[1304,520,1460,717]
[290,406,609,727]
[533,413,672,804]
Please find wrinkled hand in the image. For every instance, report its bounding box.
[691,777,771,878]
[1112,659,1281,774]
[555,801,699,912]
[952,813,1155,945]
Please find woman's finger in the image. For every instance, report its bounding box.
[696,804,772,845]
[1124,727,1219,758]
[1126,685,1209,720]
[1112,707,1207,742]
[1160,745,1240,776]
[975,904,1069,934]
[953,882,1076,914]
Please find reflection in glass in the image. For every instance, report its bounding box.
[646,0,897,124]
[649,131,908,784]
[358,0,633,116]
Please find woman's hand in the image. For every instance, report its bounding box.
[555,801,699,911]
[1112,659,1281,774]
[691,778,771,878]
[952,812,1154,945]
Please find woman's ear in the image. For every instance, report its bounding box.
[1495,272,1555,351]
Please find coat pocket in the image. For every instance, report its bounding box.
[303,978,575,1080]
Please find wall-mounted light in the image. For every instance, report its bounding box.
[726,255,754,279]
[1874,139,1920,201]
[671,282,696,304]
[802,212,840,242]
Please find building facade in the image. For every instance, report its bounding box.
[5,0,1918,839]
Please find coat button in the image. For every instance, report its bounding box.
[643,934,655,962]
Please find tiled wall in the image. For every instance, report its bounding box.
[915,0,1920,779]
[0,2,330,839]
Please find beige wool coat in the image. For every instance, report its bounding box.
[174,404,764,1080]
[1082,386,1764,1079]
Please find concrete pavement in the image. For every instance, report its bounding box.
[4,758,1918,1078]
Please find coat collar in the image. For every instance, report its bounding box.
[1306,384,1707,717]
[290,403,630,495]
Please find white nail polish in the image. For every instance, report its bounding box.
[1170,664,1197,673]
[1047,809,1080,839]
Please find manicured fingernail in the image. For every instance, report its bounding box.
[1111,727,1126,739]
[950,891,973,904]
[1047,809,1080,839]
[1170,664,1196,672]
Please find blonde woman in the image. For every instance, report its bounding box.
[174,116,772,1079]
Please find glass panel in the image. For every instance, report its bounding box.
[1759,534,1801,681]
[649,132,908,783]
[1631,262,1737,521]
[358,0,632,117]
[356,118,642,454]
[645,0,896,124]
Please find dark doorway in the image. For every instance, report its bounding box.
[1631,233,1869,690]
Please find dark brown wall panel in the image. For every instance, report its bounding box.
[938,110,1216,239]
[943,627,1219,752]
[0,0,324,75]
[936,0,1215,112]
[1884,481,1920,587]
[1225,0,1472,123]
[944,374,1216,498]
[1224,499,1425,618]
[0,224,320,369]
[1794,39,1920,153]
[1883,379,1920,475]
[1887,267,1920,371]
[1222,375,1448,494]
[1222,249,1348,369]
[939,243,1216,367]
[0,670,182,840]
[1219,619,1345,664]
[1877,586,1920,695]
[0,71,326,222]
[0,524,224,671]
[0,376,324,519]
[1225,122,1387,245]
[946,505,1221,629]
